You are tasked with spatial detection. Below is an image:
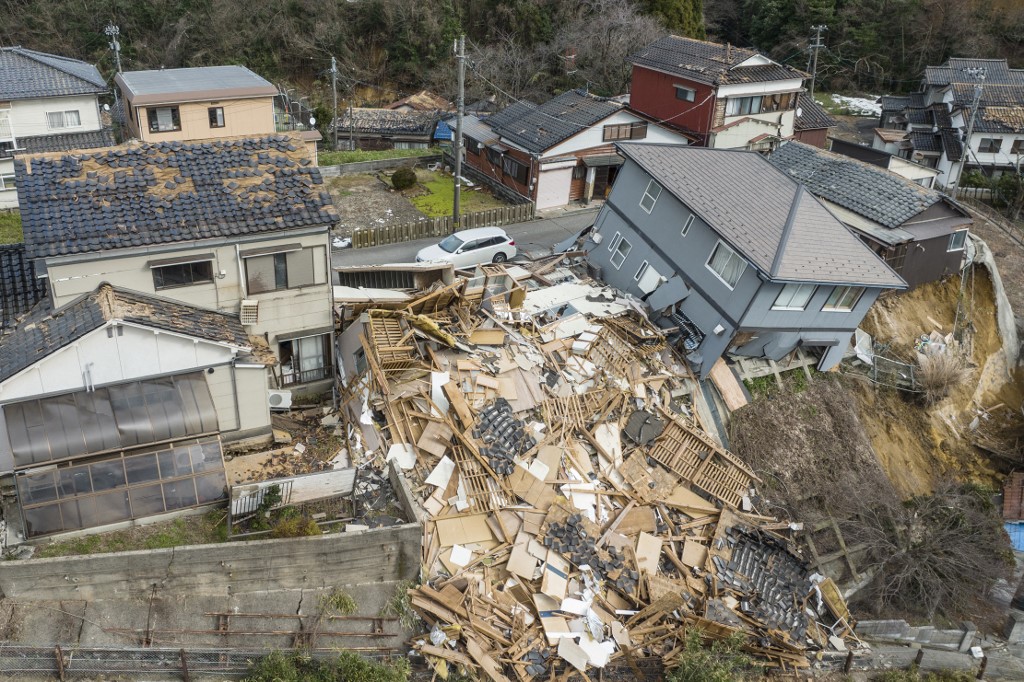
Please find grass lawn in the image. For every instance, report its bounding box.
[34,509,228,558]
[319,147,436,166]
[0,211,23,244]
[409,170,509,217]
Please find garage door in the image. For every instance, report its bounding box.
[535,167,573,209]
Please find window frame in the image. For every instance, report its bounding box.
[152,260,215,290]
[725,96,763,117]
[607,231,622,253]
[681,214,694,237]
[639,179,662,214]
[1011,139,1024,155]
[947,230,968,252]
[46,110,82,130]
[208,106,225,128]
[771,283,817,311]
[501,155,529,184]
[822,285,865,312]
[602,122,648,142]
[280,333,333,386]
[674,85,696,102]
[465,135,481,155]
[243,246,324,295]
[634,260,649,282]
[486,146,502,166]
[978,138,1002,154]
[147,106,182,133]
[610,236,632,269]
[0,172,16,191]
[705,240,746,290]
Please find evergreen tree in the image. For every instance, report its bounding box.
[643,0,706,38]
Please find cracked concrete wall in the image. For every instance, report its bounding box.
[0,523,421,602]
[971,235,1020,369]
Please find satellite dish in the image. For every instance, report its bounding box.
[103,104,111,112]
[796,107,803,117]
[309,116,316,125]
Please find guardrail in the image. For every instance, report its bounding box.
[351,202,536,248]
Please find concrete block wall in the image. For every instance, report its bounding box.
[857,619,977,653]
[0,523,421,602]
[319,154,442,178]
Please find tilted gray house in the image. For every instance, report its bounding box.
[584,143,906,377]
[767,140,971,289]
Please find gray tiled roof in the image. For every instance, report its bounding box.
[767,141,943,229]
[489,89,621,154]
[458,115,499,146]
[0,47,107,100]
[794,94,837,131]
[629,35,806,86]
[616,143,904,288]
[0,283,250,383]
[16,134,336,260]
[908,131,942,153]
[879,95,913,112]
[484,100,538,131]
[15,129,116,155]
[973,106,1024,134]
[333,108,442,135]
[940,129,963,162]
[0,243,47,332]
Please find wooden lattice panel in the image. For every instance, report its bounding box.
[540,389,615,431]
[604,314,667,352]
[451,444,509,512]
[368,314,418,373]
[585,326,635,371]
[647,415,756,508]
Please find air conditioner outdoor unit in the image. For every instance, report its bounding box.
[239,299,259,325]
[268,390,293,411]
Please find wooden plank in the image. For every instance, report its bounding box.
[708,358,748,411]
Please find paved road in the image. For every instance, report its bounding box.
[330,208,599,267]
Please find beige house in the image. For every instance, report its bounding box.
[115,65,320,162]
[14,134,338,395]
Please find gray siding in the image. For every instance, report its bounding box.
[741,282,881,331]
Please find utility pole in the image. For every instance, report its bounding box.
[330,55,339,151]
[807,25,827,98]
[947,67,987,198]
[453,35,465,229]
[104,23,123,136]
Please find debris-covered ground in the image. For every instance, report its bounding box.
[334,258,859,680]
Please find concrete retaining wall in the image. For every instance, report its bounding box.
[319,154,441,178]
[0,522,421,601]
[856,619,977,652]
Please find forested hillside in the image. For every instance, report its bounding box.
[2,0,1022,106]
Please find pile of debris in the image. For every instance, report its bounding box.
[335,259,857,680]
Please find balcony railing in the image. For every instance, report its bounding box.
[280,365,330,386]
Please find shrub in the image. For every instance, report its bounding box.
[391,167,417,190]
[916,352,971,405]
[270,514,322,538]
[665,630,755,682]
[244,650,409,682]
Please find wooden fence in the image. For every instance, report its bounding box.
[352,202,536,248]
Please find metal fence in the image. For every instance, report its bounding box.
[351,202,536,248]
[0,643,400,680]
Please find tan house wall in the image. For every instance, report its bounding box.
[45,229,333,349]
[124,97,275,142]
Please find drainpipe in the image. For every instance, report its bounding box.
[235,244,247,298]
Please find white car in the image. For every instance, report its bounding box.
[415,226,517,268]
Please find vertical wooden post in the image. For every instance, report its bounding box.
[180,648,191,682]
[843,650,854,673]
[54,645,66,681]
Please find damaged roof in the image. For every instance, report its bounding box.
[0,243,48,333]
[15,129,116,155]
[334,108,443,136]
[0,47,107,100]
[617,143,905,288]
[0,283,251,384]
[794,93,837,131]
[629,35,807,85]
[15,134,336,260]
[767,140,955,229]
[384,89,452,111]
[489,89,622,154]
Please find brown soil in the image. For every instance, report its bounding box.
[966,204,1024,335]
[856,268,1021,496]
[327,173,428,237]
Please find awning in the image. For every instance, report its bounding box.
[148,253,215,269]
[239,243,303,258]
[582,154,624,168]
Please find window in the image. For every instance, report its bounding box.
[639,179,661,213]
[706,241,745,289]
[883,243,908,272]
[771,283,816,311]
[46,110,81,129]
[674,85,696,102]
[948,230,968,252]
[502,155,529,184]
[572,165,586,180]
[465,136,480,155]
[681,214,694,237]
[244,246,323,294]
[634,260,649,281]
[1012,139,1024,155]
[607,231,622,252]
[610,236,632,269]
[147,106,181,133]
[208,107,225,128]
[486,146,502,166]
[0,140,15,158]
[280,333,332,385]
[726,96,762,116]
[978,138,1002,153]
[152,260,214,289]
[0,173,15,191]
[602,122,648,141]
[823,286,865,311]
[759,92,794,113]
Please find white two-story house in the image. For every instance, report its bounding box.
[877,58,1024,188]
[0,47,115,208]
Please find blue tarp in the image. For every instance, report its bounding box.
[434,120,453,140]
[1005,523,1024,551]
